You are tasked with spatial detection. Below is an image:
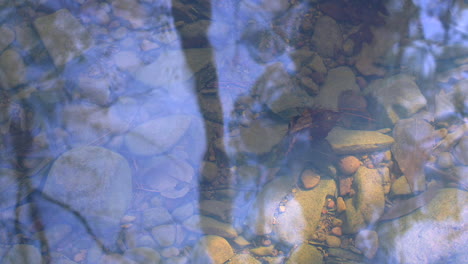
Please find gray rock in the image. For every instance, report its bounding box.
[326,127,395,154]
[2,244,42,264]
[191,235,234,264]
[434,90,457,122]
[0,25,14,52]
[237,119,288,155]
[124,247,161,264]
[142,207,173,229]
[436,152,454,169]
[452,166,468,188]
[33,224,72,249]
[0,169,33,210]
[135,48,212,88]
[246,176,295,236]
[355,230,379,259]
[453,136,468,165]
[376,188,468,264]
[311,16,343,58]
[43,146,132,241]
[151,225,176,247]
[125,115,192,156]
[49,252,78,264]
[392,118,435,192]
[100,254,136,264]
[172,202,195,222]
[139,154,194,199]
[274,179,336,245]
[364,74,427,126]
[286,244,323,264]
[111,0,147,28]
[354,167,385,224]
[34,9,93,67]
[77,75,112,106]
[183,215,238,239]
[0,49,26,88]
[316,67,360,111]
[229,254,261,264]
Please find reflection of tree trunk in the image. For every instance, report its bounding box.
[172,0,230,235]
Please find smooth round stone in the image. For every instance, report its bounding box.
[338,155,361,175]
[300,169,321,189]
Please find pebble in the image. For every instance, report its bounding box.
[327,199,335,209]
[336,197,346,213]
[300,169,321,189]
[326,235,341,247]
[331,227,342,236]
[338,156,361,175]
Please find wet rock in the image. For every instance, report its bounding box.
[151,225,176,247]
[300,169,321,189]
[0,25,14,52]
[62,104,132,145]
[275,179,336,245]
[355,230,379,259]
[0,49,26,88]
[100,254,136,264]
[326,127,395,154]
[434,90,457,122]
[336,197,346,213]
[286,244,323,264]
[77,75,112,106]
[338,156,361,175]
[139,155,194,199]
[376,188,468,264]
[111,0,148,28]
[33,224,71,249]
[142,207,173,229]
[191,235,234,264]
[452,166,468,188]
[354,167,385,224]
[232,236,251,247]
[326,235,341,247]
[316,67,360,111]
[0,169,33,210]
[341,197,366,234]
[183,215,238,239]
[243,26,286,63]
[453,136,468,165]
[392,118,435,192]
[113,51,142,71]
[250,245,275,256]
[135,48,212,88]
[238,119,288,155]
[200,200,231,221]
[2,244,42,264]
[311,16,343,58]
[124,247,161,264]
[229,254,261,264]
[246,176,295,236]
[390,176,412,196]
[365,74,427,126]
[172,202,195,222]
[125,115,192,155]
[34,9,93,67]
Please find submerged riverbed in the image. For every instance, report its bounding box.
[0,0,467,263]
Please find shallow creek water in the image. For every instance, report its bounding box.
[0,0,467,263]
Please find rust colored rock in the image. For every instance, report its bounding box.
[338,155,361,175]
[339,177,353,196]
[327,199,335,209]
[300,169,321,189]
[331,226,342,236]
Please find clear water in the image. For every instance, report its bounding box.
[0,0,467,263]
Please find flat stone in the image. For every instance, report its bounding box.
[316,67,360,111]
[376,188,468,264]
[151,224,176,247]
[191,235,234,264]
[135,48,212,88]
[0,49,26,88]
[354,167,385,224]
[34,9,93,67]
[274,179,336,245]
[43,146,132,241]
[326,127,395,154]
[124,247,161,264]
[364,74,426,126]
[2,244,42,264]
[311,16,343,58]
[0,25,15,52]
[183,215,238,239]
[286,244,323,264]
[125,115,192,156]
[142,206,173,229]
[238,119,288,155]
